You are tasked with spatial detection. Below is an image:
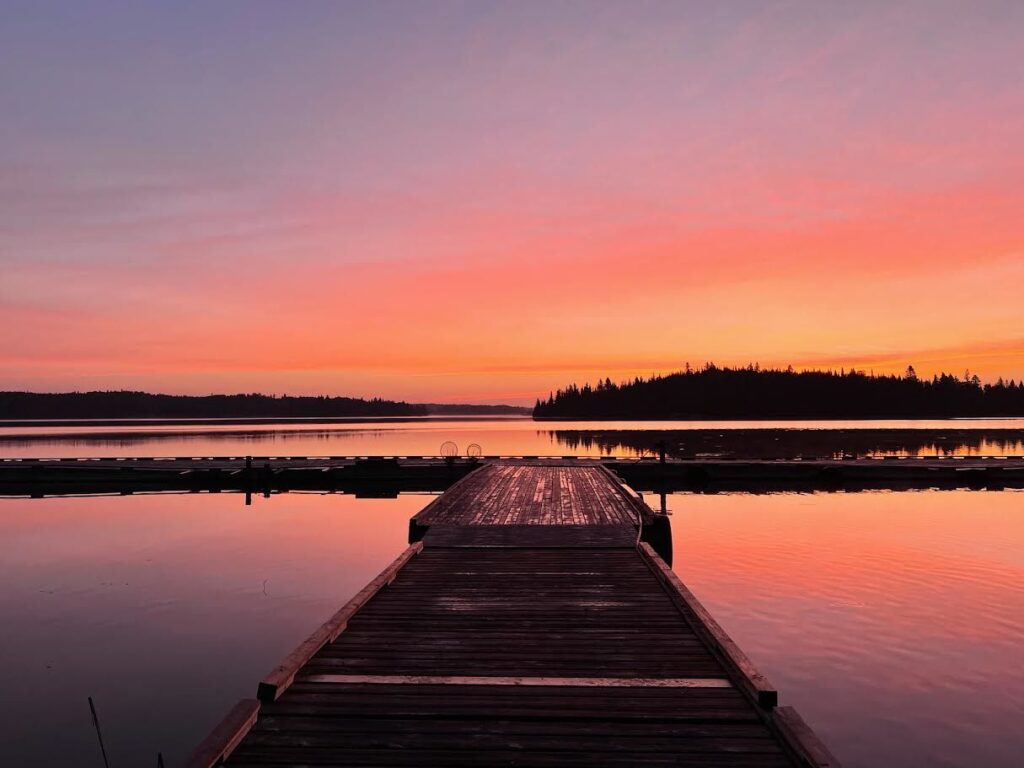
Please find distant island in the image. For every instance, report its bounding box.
[533,364,1024,419]
[0,391,529,420]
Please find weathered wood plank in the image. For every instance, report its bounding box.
[228,749,795,767]
[423,523,637,548]
[413,464,639,526]
[297,674,734,688]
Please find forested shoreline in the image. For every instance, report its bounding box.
[533,365,1024,419]
[0,391,428,419]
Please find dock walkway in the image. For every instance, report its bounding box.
[190,462,840,767]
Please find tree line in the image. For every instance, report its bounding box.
[533,364,1024,419]
[0,391,428,419]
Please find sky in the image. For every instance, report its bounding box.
[1,1,1022,405]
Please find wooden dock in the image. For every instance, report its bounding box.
[197,461,841,766]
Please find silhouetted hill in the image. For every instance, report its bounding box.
[0,391,427,419]
[533,364,1024,419]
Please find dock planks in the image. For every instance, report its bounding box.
[412,463,640,526]
[192,462,839,767]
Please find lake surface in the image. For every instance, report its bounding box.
[2,416,1024,458]
[2,488,1023,766]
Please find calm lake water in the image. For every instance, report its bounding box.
[2,489,1023,766]
[2,419,1023,765]
[2,416,1024,458]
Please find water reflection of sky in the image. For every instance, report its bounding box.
[671,490,1024,768]
[2,489,1023,766]
[1,418,1023,458]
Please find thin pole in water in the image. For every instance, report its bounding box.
[87,696,111,768]
[157,753,165,767]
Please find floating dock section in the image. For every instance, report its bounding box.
[3,454,1022,497]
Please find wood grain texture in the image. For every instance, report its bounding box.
[413,464,640,525]
[423,523,638,547]
[298,674,734,687]
[221,544,808,766]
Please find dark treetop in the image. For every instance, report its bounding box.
[533,364,1024,419]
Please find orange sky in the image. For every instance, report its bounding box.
[1,2,1022,404]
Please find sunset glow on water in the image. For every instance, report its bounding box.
[1,417,1024,458]
[2,489,1022,766]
